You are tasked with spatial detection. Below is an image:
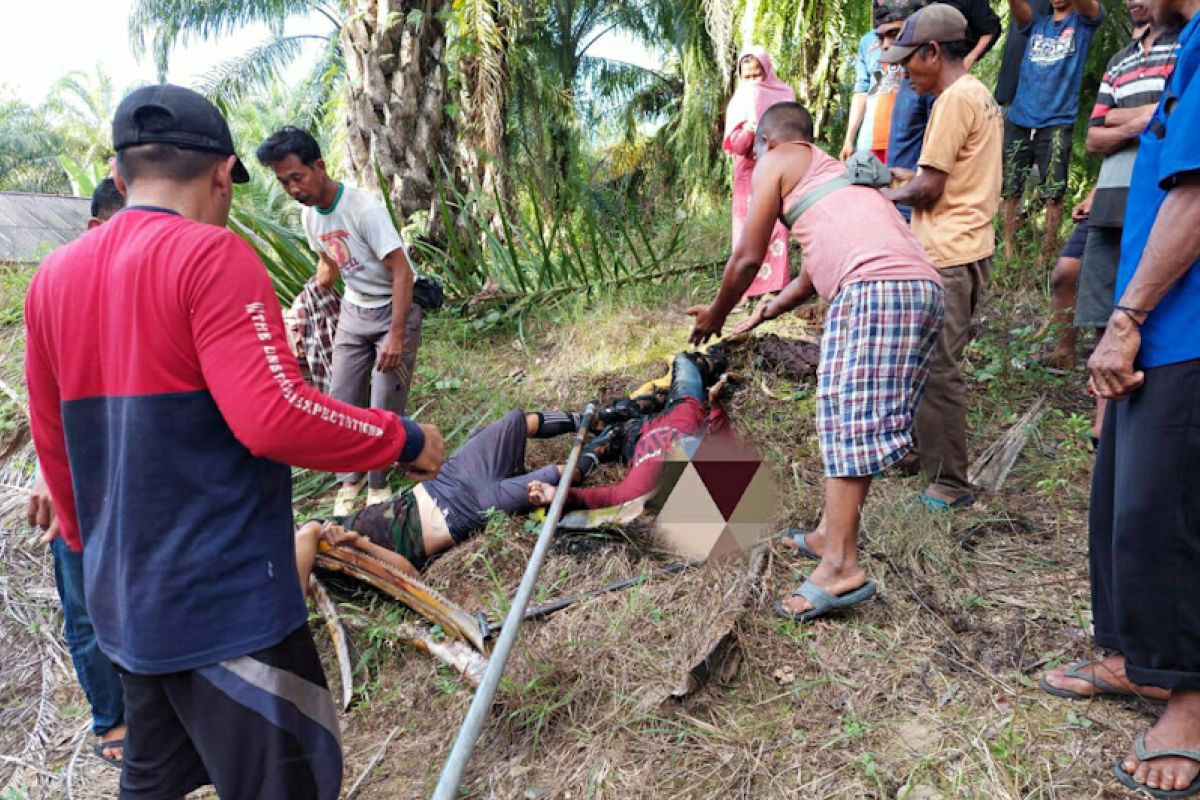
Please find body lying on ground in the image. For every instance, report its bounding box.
[295,351,731,585]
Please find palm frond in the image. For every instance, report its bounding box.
[128,0,324,76]
[195,34,321,112]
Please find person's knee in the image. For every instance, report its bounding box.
[1051,258,1080,291]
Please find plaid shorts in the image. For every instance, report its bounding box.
[817,279,944,478]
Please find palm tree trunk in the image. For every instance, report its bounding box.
[341,0,452,224]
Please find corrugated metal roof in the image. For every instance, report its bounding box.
[0,192,90,264]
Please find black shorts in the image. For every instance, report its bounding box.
[1002,120,1074,201]
[119,626,342,800]
[1060,219,1089,260]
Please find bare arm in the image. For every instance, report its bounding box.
[316,253,339,288]
[731,270,817,336]
[881,166,949,209]
[841,94,868,160]
[1087,106,1157,155]
[1072,0,1103,20]
[1089,179,1200,400]
[688,150,792,344]
[376,248,415,373]
[1007,0,1034,29]
[964,34,995,71]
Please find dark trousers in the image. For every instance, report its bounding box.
[915,258,990,498]
[425,411,560,541]
[51,537,125,735]
[1090,358,1200,690]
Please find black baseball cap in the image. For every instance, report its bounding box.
[112,84,249,183]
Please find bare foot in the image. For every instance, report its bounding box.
[781,524,826,558]
[1032,349,1076,371]
[1042,655,1169,701]
[778,561,868,616]
[1119,691,1200,794]
[99,724,126,761]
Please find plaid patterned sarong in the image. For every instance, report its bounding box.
[285,278,341,394]
[817,279,944,477]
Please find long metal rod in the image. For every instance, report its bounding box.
[431,403,596,800]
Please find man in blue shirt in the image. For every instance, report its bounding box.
[1039,2,1200,795]
[1000,0,1105,266]
[841,1,889,160]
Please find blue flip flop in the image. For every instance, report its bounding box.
[917,491,975,512]
[776,528,820,560]
[773,579,877,623]
[1113,734,1200,799]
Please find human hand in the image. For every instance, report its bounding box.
[28,476,59,546]
[315,257,339,288]
[402,424,445,481]
[707,374,731,407]
[1087,313,1145,401]
[376,334,405,372]
[839,142,854,162]
[889,167,915,186]
[320,522,367,549]
[732,301,771,336]
[527,480,557,506]
[686,304,725,346]
[1072,196,1093,222]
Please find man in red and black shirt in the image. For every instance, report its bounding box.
[24,85,444,800]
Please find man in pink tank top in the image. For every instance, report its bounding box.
[687,102,944,623]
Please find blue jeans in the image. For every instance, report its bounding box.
[669,354,705,404]
[51,537,124,735]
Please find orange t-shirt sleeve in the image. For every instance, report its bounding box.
[918,89,970,175]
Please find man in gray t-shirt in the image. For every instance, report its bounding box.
[258,127,423,513]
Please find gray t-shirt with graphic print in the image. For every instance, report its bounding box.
[302,183,411,309]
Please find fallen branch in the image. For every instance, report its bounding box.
[344,725,399,799]
[668,544,769,701]
[314,544,485,652]
[397,623,488,686]
[309,576,359,711]
[969,396,1047,492]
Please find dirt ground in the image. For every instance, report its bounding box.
[0,282,1161,799]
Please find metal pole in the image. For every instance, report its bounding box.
[431,403,596,800]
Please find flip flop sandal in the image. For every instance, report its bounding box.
[1113,734,1200,799]
[773,579,877,623]
[776,528,820,560]
[917,491,975,512]
[93,739,124,768]
[1039,659,1166,705]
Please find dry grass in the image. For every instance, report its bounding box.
[0,279,1158,799]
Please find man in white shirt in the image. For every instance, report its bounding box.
[258,127,423,513]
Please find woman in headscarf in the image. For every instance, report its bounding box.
[723,46,796,302]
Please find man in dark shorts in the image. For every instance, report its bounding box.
[1000,0,1105,265]
[24,85,445,800]
[296,408,588,579]
[1041,0,1200,792]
